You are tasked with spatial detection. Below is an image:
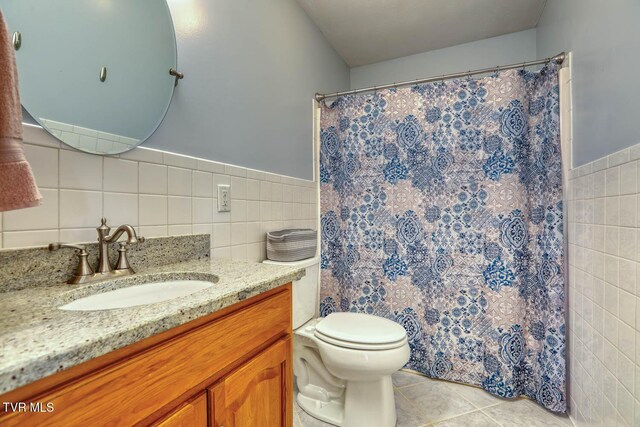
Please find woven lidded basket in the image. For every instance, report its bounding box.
[266,229,317,262]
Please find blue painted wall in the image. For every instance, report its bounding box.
[350,29,537,90]
[148,0,349,179]
[17,0,349,179]
[19,0,637,174]
[537,0,640,165]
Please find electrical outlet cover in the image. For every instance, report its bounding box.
[217,184,231,212]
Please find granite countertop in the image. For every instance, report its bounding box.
[0,258,304,395]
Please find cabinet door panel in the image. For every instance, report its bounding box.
[212,338,292,427]
[154,392,207,427]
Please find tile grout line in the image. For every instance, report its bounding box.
[430,406,494,425]
[137,160,141,233]
[56,147,62,242]
[394,381,499,425]
[397,373,571,427]
[394,386,433,424]
[478,406,506,427]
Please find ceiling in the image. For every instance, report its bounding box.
[295,0,547,67]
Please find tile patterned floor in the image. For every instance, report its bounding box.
[294,370,574,427]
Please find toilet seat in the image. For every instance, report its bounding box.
[314,330,408,350]
[314,312,408,351]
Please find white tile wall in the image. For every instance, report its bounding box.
[103,157,138,193]
[0,124,318,262]
[567,143,640,426]
[139,163,167,195]
[41,118,139,154]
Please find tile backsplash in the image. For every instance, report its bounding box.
[567,143,640,426]
[0,124,318,262]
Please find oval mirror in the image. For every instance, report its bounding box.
[3,0,178,155]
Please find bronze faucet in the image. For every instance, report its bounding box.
[49,218,145,284]
[96,219,142,275]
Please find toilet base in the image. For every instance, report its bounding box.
[343,376,396,427]
[297,376,397,427]
[297,392,344,426]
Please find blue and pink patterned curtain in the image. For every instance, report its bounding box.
[319,64,565,412]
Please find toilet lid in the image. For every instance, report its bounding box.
[314,312,407,348]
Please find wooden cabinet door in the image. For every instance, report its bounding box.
[154,392,208,427]
[211,338,292,427]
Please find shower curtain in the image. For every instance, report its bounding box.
[319,64,565,412]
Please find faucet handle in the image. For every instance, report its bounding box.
[48,242,87,252]
[115,242,134,273]
[48,243,95,284]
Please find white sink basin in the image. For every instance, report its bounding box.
[59,280,214,311]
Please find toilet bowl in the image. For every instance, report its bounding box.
[263,258,410,427]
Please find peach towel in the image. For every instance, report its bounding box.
[0,9,42,211]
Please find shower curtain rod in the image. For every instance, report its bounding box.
[314,51,566,102]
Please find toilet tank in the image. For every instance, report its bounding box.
[263,257,320,329]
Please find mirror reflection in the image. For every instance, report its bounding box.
[3,0,178,154]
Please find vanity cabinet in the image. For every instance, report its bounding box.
[0,284,293,427]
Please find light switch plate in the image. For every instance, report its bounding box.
[217,184,231,212]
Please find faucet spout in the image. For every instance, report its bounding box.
[105,224,143,244]
[96,218,144,275]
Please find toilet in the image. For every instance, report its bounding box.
[263,257,410,427]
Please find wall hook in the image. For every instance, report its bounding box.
[169,68,184,87]
[12,31,21,50]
